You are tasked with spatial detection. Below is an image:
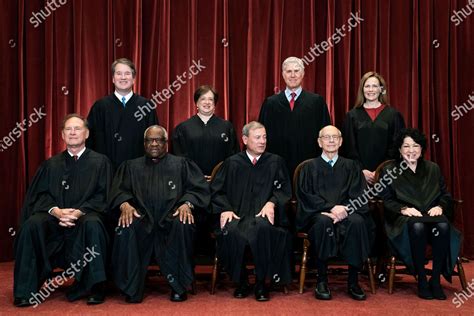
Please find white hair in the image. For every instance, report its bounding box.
[282,56,305,72]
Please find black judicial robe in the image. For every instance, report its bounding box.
[109,154,210,298]
[210,152,292,283]
[296,156,374,267]
[172,115,240,176]
[258,90,331,177]
[14,149,112,300]
[341,106,405,171]
[86,93,158,169]
[380,159,461,279]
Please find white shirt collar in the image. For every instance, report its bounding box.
[321,153,338,165]
[246,150,261,162]
[68,147,86,159]
[114,90,133,104]
[285,87,302,101]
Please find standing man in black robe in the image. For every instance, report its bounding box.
[109,125,210,303]
[86,58,158,170]
[13,114,112,307]
[296,125,373,301]
[258,56,331,178]
[210,121,292,302]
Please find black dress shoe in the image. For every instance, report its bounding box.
[417,282,434,300]
[233,282,250,299]
[170,290,187,302]
[87,292,105,305]
[254,282,269,302]
[429,279,446,300]
[87,283,106,305]
[348,283,366,300]
[314,282,332,300]
[14,297,33,307]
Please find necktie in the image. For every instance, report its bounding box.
[121,96,126,107]
[252,157,257,165]
[328,159,333,167]
[73,155,78,162]
[289,92,296,111]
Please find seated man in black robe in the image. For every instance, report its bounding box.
[13,114,113,307]
[109,125,210,303]
[210,121,292,302]
[296,125,373,301]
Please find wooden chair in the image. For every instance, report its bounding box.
[373,160,468,293]
[208,161,289,295]
[209,161,223,295]
[293,159,376,294]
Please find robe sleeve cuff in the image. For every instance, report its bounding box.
[48,206,58,215]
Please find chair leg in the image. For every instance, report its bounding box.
[210,254,218,295]
[457,257,468,291]
[299,238,310,294]
[388,256,396,294]
[367,258,376,294]
[283,285,289,294]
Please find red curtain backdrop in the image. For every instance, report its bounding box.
[1,0,473,261]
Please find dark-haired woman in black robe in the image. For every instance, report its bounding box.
[172,85,239,178]
[380,128,461,300]
[172,85,239,255]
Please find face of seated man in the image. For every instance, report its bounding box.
[144,127,168,159]
[243,127,267,157]
[317,125,342,156]
[61,117,89,149]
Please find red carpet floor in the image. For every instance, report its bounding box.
[1,261,473,316]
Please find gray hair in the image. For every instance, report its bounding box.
[282,56,305,72]
[144,125,168,140]
[242,121,265,137]
[318,125,341,137]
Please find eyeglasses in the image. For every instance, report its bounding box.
[319,135,341,141]
[145,137,167,144]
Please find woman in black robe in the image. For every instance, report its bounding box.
[172,85,240,255]
[380,128,461,300]
[341,71,405,185]
[172,85,240,178]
